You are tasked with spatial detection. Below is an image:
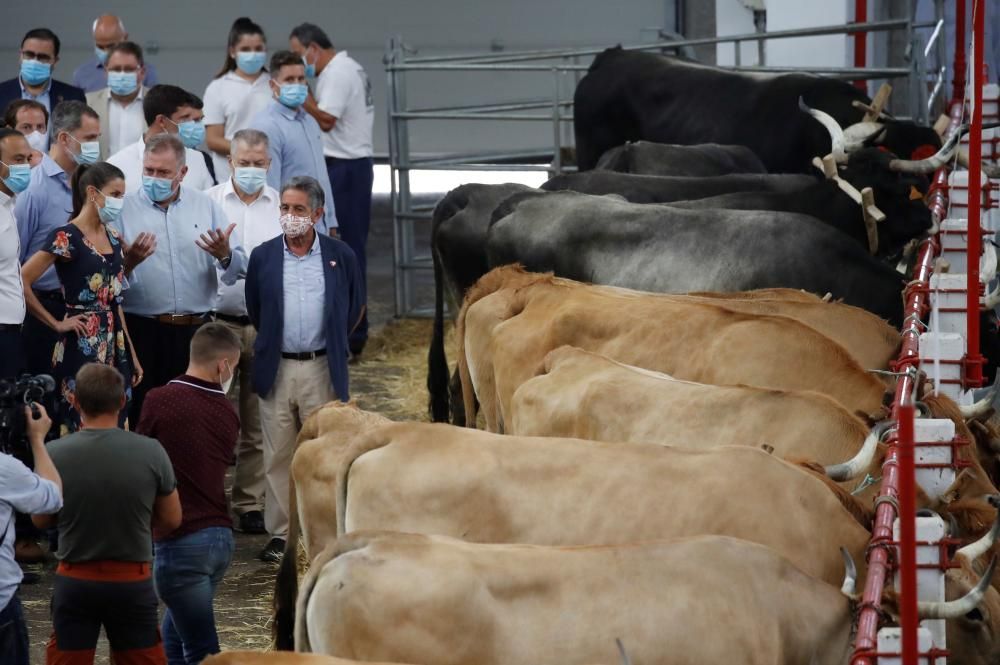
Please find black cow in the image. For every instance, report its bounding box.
[595,141,767,175]
[574,47,941,173]
[429,183,536,423]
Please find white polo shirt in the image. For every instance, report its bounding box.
[314,50,374,159]
[0,190,25,325]
[107,89,146,156]
[203,71,273,182]
[207,178,282,316]
[108,137,215,194]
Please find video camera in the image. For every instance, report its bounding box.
[0,374,56,457]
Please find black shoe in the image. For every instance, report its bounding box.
[238,511,266,535]
[257,537,286,563]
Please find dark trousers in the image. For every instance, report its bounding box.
[0,326,24,378]
[125,314,205,425]
[326,156,373,353]
[22,290,64,377]
[0,593,29,665]
[48,562,165,664]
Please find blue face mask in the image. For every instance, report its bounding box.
[233,166,267,195]
[0,162,31,194]
[236,51,266,76]
[20,59,51,86]
[277,83,308,109]
[107,71,138,96]
[97,192,124,224]
[66,134,100,165]
[302,54,316,78]
[142,175,175,202]
[95,47,108,65]
[167,118,205,148]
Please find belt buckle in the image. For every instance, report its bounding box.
[303,351,315,360]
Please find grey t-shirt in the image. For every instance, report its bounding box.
[48,428,176,562]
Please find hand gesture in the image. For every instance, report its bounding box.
[196,223,237,262]
[24,403,51,441]
[56,314,89,336]
[124,232,157,272]
[132,357,144,387]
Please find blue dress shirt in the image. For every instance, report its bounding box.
[72,57,159,93]
[249,100,337,231]
[281,232,327,352]
[19,77,50,112]
[14,154,72,292]
[111,184,247,316]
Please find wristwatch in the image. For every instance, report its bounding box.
[219,254,232,269]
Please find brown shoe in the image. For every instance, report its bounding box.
[14,538,46,563]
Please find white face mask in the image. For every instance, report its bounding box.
[220,359,234,394]
[25,131,47,152]
[280,213,313,238]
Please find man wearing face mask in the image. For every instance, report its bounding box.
[72,15,160,93]
[3,100,49,163]
[137,323,240,664]
[245,176,363,562]
[108,85,214,193]
[0,29,85,122]
[112,133,245,425]
[248,51,336,234]
[86,42,149,159]
[0,129,33,377]
[14,101,101,379]
[206,129,280,535]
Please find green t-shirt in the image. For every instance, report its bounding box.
[48,428,176,562]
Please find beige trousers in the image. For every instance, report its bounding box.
[258,356,336,539]
[217,319,265,516]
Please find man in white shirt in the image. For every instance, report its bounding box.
[206,129,280,536]
[85,41,149,159]
[108,84,214,194]
[290,23,374,357]
[0,129,32,377]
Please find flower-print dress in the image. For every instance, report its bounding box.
[45,224,133,434]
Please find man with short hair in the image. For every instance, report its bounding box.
[41,363,179,665]
[245,176,363,562]
[248,51,336,233]
[108,84,214,193]
[0,129,32,377]
[207,129,280,535]
[290,23,374,357]
[0,402,62,665]
[15,100,101,379]
[111,133,246,424]
[72,15,159,93]
[86,41,149,159]
[137,323,241,664]
[3,99,49,159]
[0,28,85,117]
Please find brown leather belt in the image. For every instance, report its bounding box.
[152,313,210,326]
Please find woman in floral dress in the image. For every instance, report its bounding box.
[20,162,145,433]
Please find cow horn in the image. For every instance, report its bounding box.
[983,279,1000,310]
[956,496,1000,561]
[799,97,847,163]
[918,556,997,619]
[889,124,967,173]
[958,375,1000,420]
[840,547,857,596]
[843,121,887,150]
[824,420,891,481]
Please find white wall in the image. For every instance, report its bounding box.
[764,0,852,68]
[0,0,671,156]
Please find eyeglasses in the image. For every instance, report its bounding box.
[20,50,54,64]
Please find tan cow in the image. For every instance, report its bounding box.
[296,532,999,665]
[203,653,407,665]
[273,402,873,649]
[457,266,890,433]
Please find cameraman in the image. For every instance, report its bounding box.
[0,402,63,665]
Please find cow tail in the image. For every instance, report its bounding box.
[295,535,371,653]
[335,430,395,538]
[272,466,303,650]
[427,244,452,422]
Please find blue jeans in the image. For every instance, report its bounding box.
[0,592,28,665]
[153,527,234,665]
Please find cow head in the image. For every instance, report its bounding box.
[860,120,944,166]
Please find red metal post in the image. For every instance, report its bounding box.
[853,0,868,90]
[897,402,918,665]
[965,0,986,389]
[953,0,967,103]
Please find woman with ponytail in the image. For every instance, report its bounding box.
[203,17,271,182]
[20,162,143,432]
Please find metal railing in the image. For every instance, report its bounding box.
[384,12,946,317]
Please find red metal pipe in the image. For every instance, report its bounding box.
[964,0,986,389]
[953,0,967,103]
[853,0,868,91]
[897,402,918,665]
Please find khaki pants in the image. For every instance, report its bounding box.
[217,319,265,516]
[259,356,336,539]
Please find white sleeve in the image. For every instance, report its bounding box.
[203,80,227,126]
[315,65,355,119]
[0,455,61,515]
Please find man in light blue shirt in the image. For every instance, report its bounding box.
[15,100,101,377]
[111,133,246,422]
[0,403,62,665]
[71,14,159,93]
[249,51,336,233]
